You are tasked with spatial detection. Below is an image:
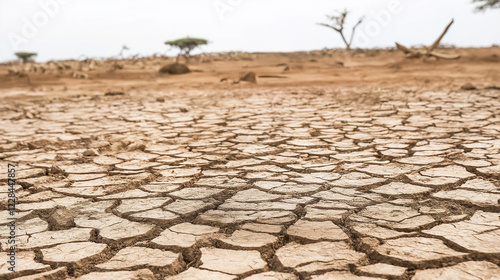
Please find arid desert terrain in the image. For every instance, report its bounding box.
[1,47,500,280]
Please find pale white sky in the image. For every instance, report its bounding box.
[0,0,499,62]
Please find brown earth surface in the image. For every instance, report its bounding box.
[0,48,500,280]
[0,47,499,99]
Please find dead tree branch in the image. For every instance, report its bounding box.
[396,19,461,60]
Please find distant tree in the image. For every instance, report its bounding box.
[165,37,208,63]
[15,52,37,63]
[473,0,500,10]
[119,45,129,58]
[318,10,364,50]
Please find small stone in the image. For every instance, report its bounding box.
[461,83,477,90]
[104,91,125,96]
[47,207,77,230]
[83,149,99,156]
[159,63,190,75]
[240,72,257,83]
[127,142,146,151]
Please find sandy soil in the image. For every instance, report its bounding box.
[1,47,499,100]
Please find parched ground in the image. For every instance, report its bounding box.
[0,49,500,279]
[0,86,499,280]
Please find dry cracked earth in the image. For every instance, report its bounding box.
[1,87,500,280]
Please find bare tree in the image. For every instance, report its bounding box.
[396,19,461,60]
[318,10,364,50]
[473,0,500,10]
[119,45,129,58]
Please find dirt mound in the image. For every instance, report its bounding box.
[159,63,191,75]
[240,72,257,83]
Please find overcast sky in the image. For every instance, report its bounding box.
[0,0,499,62]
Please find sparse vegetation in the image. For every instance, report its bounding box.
[318,10,364,50]
[473,0,500,10]
[119,45,129,58]
[165,37,208,63]
[15,52,37,63]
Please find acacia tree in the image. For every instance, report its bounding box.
[165,37,208,63]
[473,0,500,10]
[318,10,364,50]
[15,52,37,63]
